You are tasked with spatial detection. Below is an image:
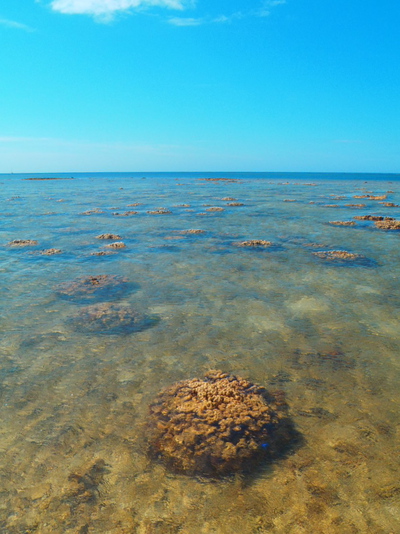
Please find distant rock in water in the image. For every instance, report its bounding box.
[56,274,133,302]
[8,239,38,246]
[67,303,159,335]
[148,370,297,477]
[96,233,122,240]
[40,248,62,255]
[147,209,172,215]
[233,239,272,248]
[312,250,361,260]
[374,219,400,230]
[328,221,356,226]
[104,241,126,249]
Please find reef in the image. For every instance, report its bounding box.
[221,197,237,201]
[234,240,272,247]
[179,229,205,234]
[8,239,38,246]
[206,207,225,212]
[56,274,130,301]
[148,370,293,477]
[353,194,387,200]
[328,221,356,226]
[96,233,122,240]
[312,250,360,260]
[105,241,126,249]
[147,209,172,215]
[112,211,138,216]
[40,248,62,255]
[67,302,158,335]
[80,208,104,215]
[353,215,388,221]
[380,202,400,208]
[227,202,244,206]
[91,250,115,256]
[374,219,400,230]
[345,203,366,208]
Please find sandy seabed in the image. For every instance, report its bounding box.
[1,172,399,533]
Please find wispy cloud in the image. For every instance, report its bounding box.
[48,0,192,21]
[46,0,285,23]
[168,1,285,27]
[168,16,202,26]
[0,18,35,32]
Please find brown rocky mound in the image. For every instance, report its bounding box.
[312,250,360,260]
[148,370,294,477]
[374,219,400,230]
[328,221,356,226]
[233,240,272,247]
[56,274,129,300]
[67,303,158,335]
[353,215,394,221]
[8,239,38,246]
[96,233,122,240]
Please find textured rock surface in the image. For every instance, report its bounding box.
[148,370,292,476]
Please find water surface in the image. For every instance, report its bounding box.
[1,172,399,533]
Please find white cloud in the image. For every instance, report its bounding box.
[168,1,285,27]
[0,18,35,31]
[49,0,191,20]
[168,16,202,26]
[169,12,244,26]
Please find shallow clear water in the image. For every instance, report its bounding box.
[1,172,399,533]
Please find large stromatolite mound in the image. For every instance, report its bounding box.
[56,275,135,302]
[67,302,159,335]
[148,370,294,477]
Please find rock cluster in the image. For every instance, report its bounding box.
[148,370,292,477]
[328,221,356,226]
[374,219,400,230]
[68,302,157,334]
[8,239,38,246]
[234,240,272,247]
[312,250,360,260]
[56,275,129,300]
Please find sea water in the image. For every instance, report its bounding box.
[0,172,399,533]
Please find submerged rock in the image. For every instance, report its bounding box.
[8,239,38,246]
[68,302,158,335]
[312,250,361,260]
[96,234,122,240]
[233,240,272,248]
[353,215,393,221]
[179,229,206,234]
[374,219,400,230]
[56,274,131,301]
[206,207,225,212]
[148,370,295,477]
[40,248,62,255]
[328,221,356,226]
[112,211,138,216]
[147,209,172,215]
[105,241,126,249]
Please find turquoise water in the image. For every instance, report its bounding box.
[1,172,399,533]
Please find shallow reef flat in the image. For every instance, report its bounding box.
[0,172,399,533]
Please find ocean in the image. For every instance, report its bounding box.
[1,172,399,533]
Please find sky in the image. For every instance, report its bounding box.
[0,0,399,173]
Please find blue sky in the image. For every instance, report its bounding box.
[0,0,399,172]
